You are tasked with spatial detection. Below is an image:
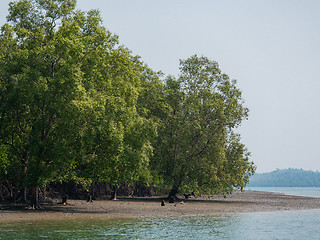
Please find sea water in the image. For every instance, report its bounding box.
[1,187,320,240]
[1,211,320,240]
[246,186,320,198]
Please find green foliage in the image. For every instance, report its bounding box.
[248,169,320,187]
[151,55,255,196]
[0,0,153,194]
[0,1,254,202]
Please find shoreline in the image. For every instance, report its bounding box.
[1,190,320,222]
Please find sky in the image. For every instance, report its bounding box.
[1,0,320,173]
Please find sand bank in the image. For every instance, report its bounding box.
[1,190,320,222]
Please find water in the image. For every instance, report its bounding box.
[246,187,320,198]
[1,187,320,239]
[1,210,320,240]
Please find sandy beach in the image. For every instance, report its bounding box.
[1,190,320,222]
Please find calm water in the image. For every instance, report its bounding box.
[1,187,320,240]
[1,211,320,240]
[246,186,320,198]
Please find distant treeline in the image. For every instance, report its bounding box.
[248,169,320,187]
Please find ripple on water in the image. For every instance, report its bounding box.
[1,210,320,239]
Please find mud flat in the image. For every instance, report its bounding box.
[1,190,320,222]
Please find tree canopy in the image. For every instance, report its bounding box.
[150,55,255,197]
[0,0,255,207]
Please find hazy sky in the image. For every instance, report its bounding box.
[1,0,320,173]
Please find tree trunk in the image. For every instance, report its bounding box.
[168,175,184,200]
[62,194,68,205]
[24,187,28,203]
[87,193,92,202]
[0,187,3,201]
[110,186,118,200]
[87,181,95,202]
[168,185,179,202]
[31,186,40,209]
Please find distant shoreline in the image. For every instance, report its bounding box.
[1,190,320,223]
[248,168,320,187]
